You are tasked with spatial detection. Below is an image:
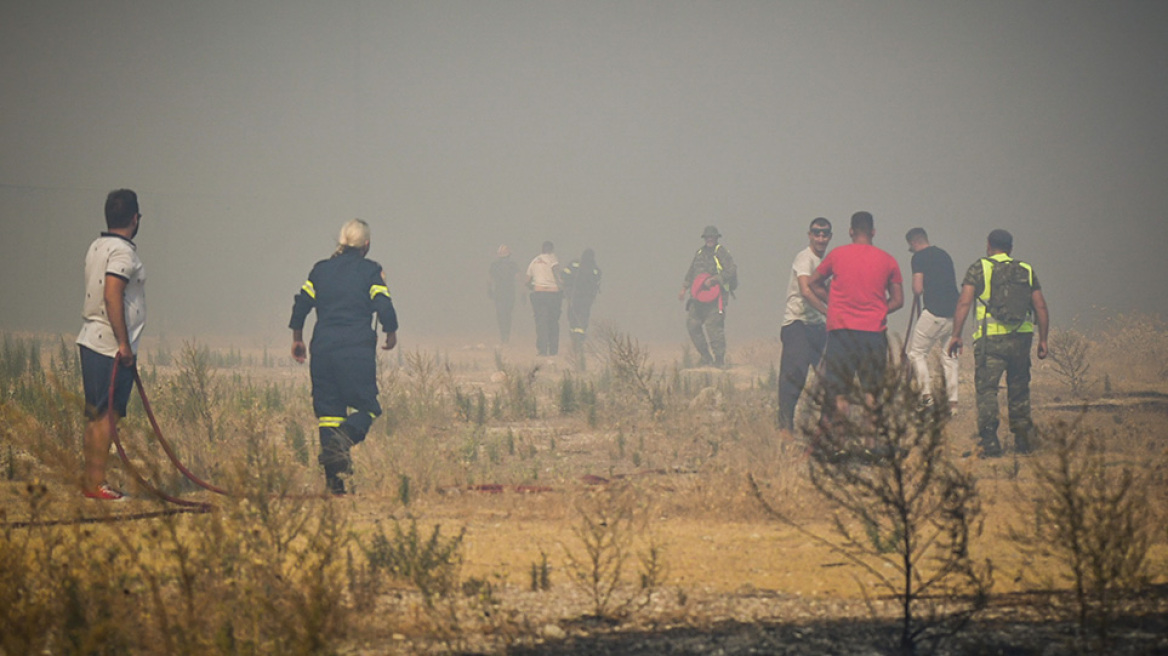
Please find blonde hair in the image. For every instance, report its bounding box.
[333,219,370,257]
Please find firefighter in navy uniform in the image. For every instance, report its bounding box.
[561,248,602,368]
[290,219,398,494]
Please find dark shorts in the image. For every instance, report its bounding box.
[821,329,889,398]
[80,345,135,419]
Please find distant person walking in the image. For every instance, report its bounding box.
[904,228,960,409]
[778,218,832,432]
[289,219,398,495]
[526,241,562,358]
[561,248,602,367]
[76,189,146,500]
[679,225,737,368]
[488,244,520,345]
[809,212,903,422]
[947,229,1049,458]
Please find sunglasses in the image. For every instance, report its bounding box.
[811,229,831,237]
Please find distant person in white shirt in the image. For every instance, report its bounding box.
[75,189,146,500]
[778,218,832,432]
[526,241,562,357]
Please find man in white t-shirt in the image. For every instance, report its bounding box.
[778,217,832,432]
[526,241,562,357]
[75,189,146,500]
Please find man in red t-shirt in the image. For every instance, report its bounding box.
[808,211,904,414]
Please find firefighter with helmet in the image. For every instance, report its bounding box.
[679,225,737,368]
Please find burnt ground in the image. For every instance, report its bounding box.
[493,587,1168,656]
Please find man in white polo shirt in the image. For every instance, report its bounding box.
[76,189,146,500]
[778,217,832,432]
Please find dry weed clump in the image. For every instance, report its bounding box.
[562,482,667,619]
[379,349,458,432]
[356,517,465,607]
[0,336,363,654]
[1,483,143,655]
[597,323,666,416]
[1095,311,1168,384]
[1047,328,1095,399]
[753,359,993,655]
[165,340,220,444]
[1010,416,1157,646]
[1,477,354,655]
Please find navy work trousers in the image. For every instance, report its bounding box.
[310,345,381,477]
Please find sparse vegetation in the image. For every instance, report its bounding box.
[167,340,220,443]
[600,324,665,414]
[1,321,1166,654]
[530,550,551,592]
[753,361,993,655]
[1010,416,1156,646]
[1048,328,1094,398]
[1098,311,1168,382]
[360,517,466,607]
[563,482,663,619]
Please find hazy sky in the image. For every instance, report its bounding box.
[3,1,1166,350]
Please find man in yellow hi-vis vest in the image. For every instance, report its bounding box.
[947,229,1049,458]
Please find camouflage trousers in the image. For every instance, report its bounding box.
[686,300,726,364]
[973,332,1034,455]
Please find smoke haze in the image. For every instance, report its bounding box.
[3,1,1167,349]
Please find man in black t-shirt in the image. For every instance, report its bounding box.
[905,228,959,408]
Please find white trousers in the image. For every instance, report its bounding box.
[907,308,959,403]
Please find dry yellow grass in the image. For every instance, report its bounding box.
[2,329,1167,653]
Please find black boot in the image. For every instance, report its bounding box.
[696,347,714,367]
[319,427,354,495]
[325,471,346,495]
[977,434,1004,459]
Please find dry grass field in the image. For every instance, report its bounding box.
[2,315,1167,655]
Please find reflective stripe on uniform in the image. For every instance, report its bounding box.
[318,416,344,428]
[369,284,390,300]
[301,280,316,298]
[693,245,725,275]
[974,253,1034,340]
[698,245,725,274]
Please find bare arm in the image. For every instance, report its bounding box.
[797,274,828,316]
[808,270,829,305]
[887,279,904,314]
[104,274,134,367]
[946,284,977,356]
[912,272,924,298]
[552,261,564,289]
[1031,289,1049,359]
